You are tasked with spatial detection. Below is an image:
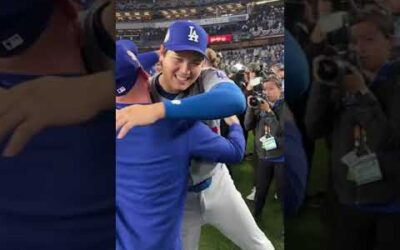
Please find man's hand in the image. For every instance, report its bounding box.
[342,66,368,94]
[259,100,271,112]
[223,115,240,126]
[116,102,165,139]
[310,23,327,44]
[0,74,113,157]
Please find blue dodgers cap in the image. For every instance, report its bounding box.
[0,0,54,57]
[115,39,146,96]
[163,20,208,57]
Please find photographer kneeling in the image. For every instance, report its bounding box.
[245,77,284,222]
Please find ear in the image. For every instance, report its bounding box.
[159,45,167,60]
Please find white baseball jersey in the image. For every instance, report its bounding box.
[150,67,235,185]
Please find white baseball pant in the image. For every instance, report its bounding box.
[182,164,275,250]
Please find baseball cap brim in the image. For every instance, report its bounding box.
[164,44,207,58]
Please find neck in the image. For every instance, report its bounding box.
[0,7,85,75]
[363,62,388,82]
[159,74,179,94]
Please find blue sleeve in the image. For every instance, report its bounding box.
[164,82,246,119]
[285,30,310,103]
[189,123,245,164]
[284,119,308,216]
[138,51,159,74]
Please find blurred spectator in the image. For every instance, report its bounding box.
[305,8,400,250]
[219,45,284,75]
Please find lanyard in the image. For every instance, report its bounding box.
[264,125,272,137]
[354,124,369,156]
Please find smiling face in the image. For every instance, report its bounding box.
[350,21,392,73]
[158,46,205,94]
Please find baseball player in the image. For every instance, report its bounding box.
[0,0,115,249]
[116,20,275,250]
[115,39,245,250]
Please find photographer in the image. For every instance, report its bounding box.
[245,77,284,221]
[305,8,400,250]
[229,66,249,144]
[245,62,265,200]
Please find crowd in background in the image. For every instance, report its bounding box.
[117,3,284,43]
[116,0,244,10]
[219,45,284,75]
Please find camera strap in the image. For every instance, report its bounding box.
[353,124,371,156]
[264,125,272,137]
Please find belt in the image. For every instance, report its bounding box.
[188,177,212,193]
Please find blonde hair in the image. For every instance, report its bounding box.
[206,48,221,68]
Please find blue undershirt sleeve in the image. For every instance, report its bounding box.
[189,123,245,164]
[164,82,246,120]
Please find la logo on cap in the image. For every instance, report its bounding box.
[188,26,199,43]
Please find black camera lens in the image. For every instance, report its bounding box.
[317,58,340,82]
[249,96,259,107]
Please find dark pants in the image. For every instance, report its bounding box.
[253,159,284,220]
[333,204,400,250]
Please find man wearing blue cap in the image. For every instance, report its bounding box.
[116,20,275,250]
[0,0,115,249]
[115,39,246,250]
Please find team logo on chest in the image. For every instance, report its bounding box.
[188,26,199,43]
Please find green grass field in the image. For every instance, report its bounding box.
[199,134,284,250]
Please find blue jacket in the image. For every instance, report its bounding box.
[116,103,245,250]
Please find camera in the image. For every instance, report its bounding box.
[248,77,267,108]
[314,48,359,86]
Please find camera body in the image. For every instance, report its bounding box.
[314,47,359,86]
[313,9,363,86]
[248,81,267,108]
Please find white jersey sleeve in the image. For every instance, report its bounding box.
[199,67,235,92]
